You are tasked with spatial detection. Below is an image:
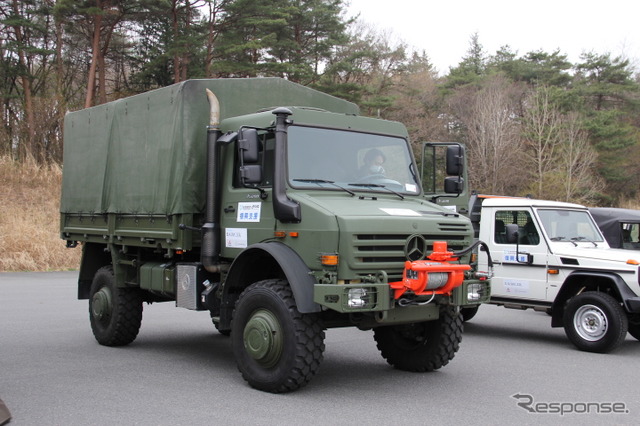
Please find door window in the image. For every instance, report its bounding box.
[495,210,540,245]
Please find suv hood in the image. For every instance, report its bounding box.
[553,244,640,265]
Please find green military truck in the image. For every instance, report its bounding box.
[60,78,490,392]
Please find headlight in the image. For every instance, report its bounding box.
[467,283,484,302]
[347,287,370,308]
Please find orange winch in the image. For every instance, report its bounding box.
[390,241,471,299]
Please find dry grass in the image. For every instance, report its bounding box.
[0,156,81,271]
[617,198,640,210]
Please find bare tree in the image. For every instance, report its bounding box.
[521,85,564,198]
[449,75,525,194]
[558,112,603,203]
[521,88,603,203]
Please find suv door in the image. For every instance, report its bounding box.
[487,208,550,302]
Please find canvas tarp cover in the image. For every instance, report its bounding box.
[589,207,640,248]
[61,78,359,215]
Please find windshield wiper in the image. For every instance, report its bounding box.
[293,179,355,196]
[418,210,459,218]
[571,236,598,247]
[408,162,420,187]
[550,236,577,246]
[348,183,404,200]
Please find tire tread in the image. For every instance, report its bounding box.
[90,266,143,346]
[232,279,324,393]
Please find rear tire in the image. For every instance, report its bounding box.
[373,305,462,372]
[231,279,325,393]
[89,266,143,346]
[563,292,627,353]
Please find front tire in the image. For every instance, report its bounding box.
[231,280,325,393]
[89,266,143,346]
[373,305,462,372]
[563,292,627,353]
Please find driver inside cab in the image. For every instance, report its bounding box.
[360,148,386,176]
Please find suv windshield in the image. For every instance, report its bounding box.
[537,209,604,243]
[287,126,420,194]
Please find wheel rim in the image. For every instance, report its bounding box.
[243,309,283,368]
[91,287,113,323]
[573,304,607,341]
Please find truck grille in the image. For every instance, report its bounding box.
[351,222,470,281]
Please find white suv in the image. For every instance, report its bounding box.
[467,195,640,353]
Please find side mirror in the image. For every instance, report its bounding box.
[446,145,464,175]
[506,224,519,244]
[505,223,534,264]
[444,176,464,194]
[238,128,262,186]
[240,164,262,184]
[238,128,260,163]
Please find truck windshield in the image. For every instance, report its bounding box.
[537,209,604,243]
[287,126,419,194]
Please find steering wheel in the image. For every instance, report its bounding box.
[355,173,386,183]
[355,174,403,189]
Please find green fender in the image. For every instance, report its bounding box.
[224,242,320,313]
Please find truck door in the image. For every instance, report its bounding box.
[219,131,276,257]
[483,208,550,302]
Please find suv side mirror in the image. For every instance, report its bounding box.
[505,223,533,265]
[506,224,519,244]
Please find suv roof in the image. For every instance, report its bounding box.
[478,196,586,210]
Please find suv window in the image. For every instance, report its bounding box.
[494,210,540,245]
[538,209,604,243]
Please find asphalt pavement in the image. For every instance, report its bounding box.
[1,271,638,425]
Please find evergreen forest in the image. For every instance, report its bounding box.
[2,0,640,206]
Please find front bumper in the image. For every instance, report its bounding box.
[313,279,490,314]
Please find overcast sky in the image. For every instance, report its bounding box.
[346,0,640,75]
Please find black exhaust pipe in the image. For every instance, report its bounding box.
[202,89,221,273]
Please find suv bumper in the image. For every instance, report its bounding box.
[624,296,640,313]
